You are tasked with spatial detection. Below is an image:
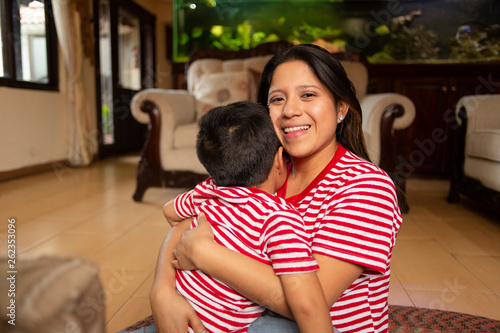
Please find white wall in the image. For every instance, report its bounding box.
[0,52,69,173]
[0,88,67,172]
[0,0,172,174]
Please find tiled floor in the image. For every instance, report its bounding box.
[388,178,500,322]
[1,155,499,332]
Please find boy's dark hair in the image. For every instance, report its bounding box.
[196,101,282,187]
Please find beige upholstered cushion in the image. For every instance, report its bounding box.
[340,61,368,100]
[220,55,272,73]
[243,55,273,72]
[174,123,199,149]
[187,59,223,93]
[247,68,262,103]
[466,129,500,162]
[465,129,500,191]
[456,94,500,192]
[192,70,249,119]
[465,157,500,192]
[188,55,273,119]
[458,95,500,129]
[163,147,207,174]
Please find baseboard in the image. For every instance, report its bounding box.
[0,159,70,182]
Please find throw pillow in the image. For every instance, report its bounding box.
[192,71,249,119]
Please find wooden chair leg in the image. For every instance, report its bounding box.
[132,101,164,202]
[132,155,164,202]
[133,183,148,202]
[447,179,461,203]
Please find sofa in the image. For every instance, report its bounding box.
[447,94,500,214]
[131,42,415,212]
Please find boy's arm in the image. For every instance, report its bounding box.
[163,198,184,227]
[279,272,334,333]
[164,189,198,227]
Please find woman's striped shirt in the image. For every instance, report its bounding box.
[277,144,403,333]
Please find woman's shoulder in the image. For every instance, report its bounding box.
[321,148,398,197]
[323,150,401,216]
[334,148,390,178]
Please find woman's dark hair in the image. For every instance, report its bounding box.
[257,44,370,162]
[257,44,408,210]
[196,101,282,187]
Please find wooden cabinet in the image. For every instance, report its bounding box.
[369,63,500,177]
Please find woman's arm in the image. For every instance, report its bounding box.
[172,215,292,316]
[149,219,207,333]
[173,215,364,317]
[313,254,364,307]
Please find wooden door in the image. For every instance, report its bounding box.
[94,0,156,158]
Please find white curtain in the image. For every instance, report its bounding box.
[52,0,97,166]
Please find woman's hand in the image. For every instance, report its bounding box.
[150,283,206,333]
[172,213,214,271]
[171,214,291,317]
[148,219,207,333]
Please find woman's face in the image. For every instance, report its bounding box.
[267,60,347,161]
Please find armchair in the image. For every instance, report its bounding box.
[131,42,415,212]
[447,94,500,214]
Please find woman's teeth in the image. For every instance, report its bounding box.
[284,125,310,133]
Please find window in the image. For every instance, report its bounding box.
[0,0,58,90]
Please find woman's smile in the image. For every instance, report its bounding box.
[268,60,339,160]
[283,125,311,134]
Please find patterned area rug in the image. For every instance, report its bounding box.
[122,306,500,332]
[387,306,500,332]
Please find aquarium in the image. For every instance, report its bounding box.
[173,0,500,63]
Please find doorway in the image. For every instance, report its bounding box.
[94,0,156,158]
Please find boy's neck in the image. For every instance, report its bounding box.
[253,180,276,195]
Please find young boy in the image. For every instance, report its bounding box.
[163,101,333,333]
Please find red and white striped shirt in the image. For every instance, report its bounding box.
[277,144,403,333]
[174,178,319,333]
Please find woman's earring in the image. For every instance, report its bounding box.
[339,115,344,121]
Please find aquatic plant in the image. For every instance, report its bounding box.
[288,23,346,53]
[369,10,439,63]
[209,20,279,51]
[288,23,342,44]
[450,25,500,60]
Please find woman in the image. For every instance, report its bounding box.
[149,44,402,333]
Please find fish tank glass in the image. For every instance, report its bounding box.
[173,0,500,64]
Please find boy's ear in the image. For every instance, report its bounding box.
[274,146,285,171]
